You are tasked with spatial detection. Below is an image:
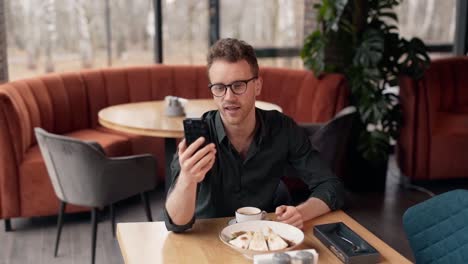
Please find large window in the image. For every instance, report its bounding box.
[221,0,305,69]
[6,0,154,81]
[395,0,456,58]
[220,0,304,47]
[162,0,208,64]
[5,0,460,81]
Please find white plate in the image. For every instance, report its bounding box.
[219,220,304,259]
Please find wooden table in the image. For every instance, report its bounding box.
[116,210,411,264]
[98,99,282,190]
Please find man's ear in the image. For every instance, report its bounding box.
[255,76,263,96]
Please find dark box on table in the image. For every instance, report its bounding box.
[313,222,381,264]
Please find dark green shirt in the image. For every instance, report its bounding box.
[164,108,344,232]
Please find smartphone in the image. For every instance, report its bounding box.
[183,118,211,148]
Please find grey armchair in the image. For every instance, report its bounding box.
[285,106,356,204]
[34,128,157,264]
[302,106,357,178]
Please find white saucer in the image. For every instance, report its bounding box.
[227,215,268,226]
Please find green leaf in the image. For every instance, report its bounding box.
[358,130,390,163]
[353,29,384,68]
[378,11,398,22]
[399,37,431,79]
[340,19,355,34]
[385,24,398,32]
[330,0,349,31]
[301,31,327,74]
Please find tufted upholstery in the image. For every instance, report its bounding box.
[0,65,348,219]
[403,189,468,263]
[398,57,468,181]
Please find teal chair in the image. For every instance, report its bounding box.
[403,189,468,264]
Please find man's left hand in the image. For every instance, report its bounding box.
[275,205,303,229]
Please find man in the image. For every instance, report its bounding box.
[164,38,344,232]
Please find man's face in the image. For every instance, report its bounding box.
[208,59,262,126]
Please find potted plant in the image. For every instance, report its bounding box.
[301,0,430,190]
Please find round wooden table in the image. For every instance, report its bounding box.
[98,99,282,190]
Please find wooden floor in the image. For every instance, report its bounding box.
[1,155,467,264]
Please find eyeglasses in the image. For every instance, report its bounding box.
[208,76,258,97]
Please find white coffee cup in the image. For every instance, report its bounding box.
[235,207,266,223]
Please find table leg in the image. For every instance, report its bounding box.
[165,138,177,194]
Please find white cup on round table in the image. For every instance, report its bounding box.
[235,206,266,223]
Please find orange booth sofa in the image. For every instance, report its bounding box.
[0,65,348,228]
[398,57,468,181]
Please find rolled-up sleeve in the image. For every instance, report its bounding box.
[286,118,345,210]
[163,152,196,232]
[163,205,195,233]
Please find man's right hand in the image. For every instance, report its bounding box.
[178,137,216,185]
[165,137,216,226]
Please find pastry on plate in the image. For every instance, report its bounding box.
[228,231,253,249]
[265,227,288,250]
[248,231,269,251]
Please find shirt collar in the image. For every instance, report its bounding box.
[214,108,267,145]
[215,111,226,144]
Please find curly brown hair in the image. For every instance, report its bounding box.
[207,38,259,77]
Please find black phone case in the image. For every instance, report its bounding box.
[183,118,211,147]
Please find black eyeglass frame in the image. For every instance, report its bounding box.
[208,76,258,97]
